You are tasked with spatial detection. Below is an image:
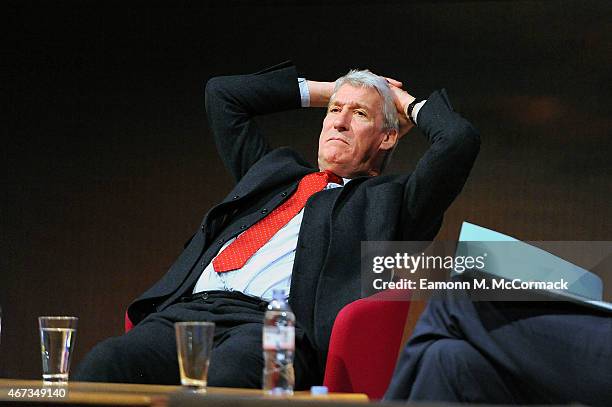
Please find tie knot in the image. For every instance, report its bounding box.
[322,170,343,185]
[299,171,343,193]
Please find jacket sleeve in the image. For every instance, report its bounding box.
[401,89,481,239]
[204,61,302,183]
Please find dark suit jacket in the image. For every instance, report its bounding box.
[127,61,480,375]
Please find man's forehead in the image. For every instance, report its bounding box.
[330,84,382,110]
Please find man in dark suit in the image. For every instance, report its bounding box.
[74,62,480,388]
[385,291,612,406]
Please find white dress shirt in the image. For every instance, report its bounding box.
[193,179,346,300]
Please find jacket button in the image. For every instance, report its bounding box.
[201,225,206,232]
[233,195,240,200]
[240,224,247,230]
[281,192,287,197]
[218,239,223,244]
[261,208,268,214]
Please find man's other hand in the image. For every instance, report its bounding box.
[385,77,416,138]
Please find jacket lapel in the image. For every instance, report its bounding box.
[200,147,315,245]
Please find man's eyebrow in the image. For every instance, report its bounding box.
[329,99,371,111]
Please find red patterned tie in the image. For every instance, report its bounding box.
[213,170,343,273]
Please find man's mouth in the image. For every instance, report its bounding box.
[328,137,349,145]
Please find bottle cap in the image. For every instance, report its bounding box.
[310,386,328,396]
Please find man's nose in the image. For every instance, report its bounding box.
[333,110,350,131]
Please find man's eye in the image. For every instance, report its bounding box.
[355,110,366,117]
[329,107,340,113]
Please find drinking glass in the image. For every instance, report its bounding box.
[38,316,78,384]
[175,322,215,391]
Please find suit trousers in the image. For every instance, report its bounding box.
[73,291,319,389]
[384,290,612,406]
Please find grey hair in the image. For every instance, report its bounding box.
[332,69,399,133]
[332,69,399,172]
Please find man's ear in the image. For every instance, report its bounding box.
[381,129,399,151]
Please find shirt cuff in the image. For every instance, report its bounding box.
[411,100,427,126]
[298,78,310,107]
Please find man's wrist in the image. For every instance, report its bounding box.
[404,98,427,126]
[405,98,419,124]
[306,80,334,107]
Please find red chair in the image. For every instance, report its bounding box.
[323,291,412,400]
[125,311,134,332]
[124,291,415,400]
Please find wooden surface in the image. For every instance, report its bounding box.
[0,379,368,406]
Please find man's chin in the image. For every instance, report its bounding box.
[318,161,351,178]
[318,150,358,174]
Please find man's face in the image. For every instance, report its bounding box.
[318,84,396,178]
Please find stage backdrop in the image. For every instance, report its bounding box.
[2,1,611,379]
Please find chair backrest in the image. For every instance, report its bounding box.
[125,311,133,332]
[323,291,412,400]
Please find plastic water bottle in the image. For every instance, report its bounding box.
[262,289,295,395]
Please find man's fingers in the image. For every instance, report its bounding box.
[388,85,407,113]
[384,77,403,88]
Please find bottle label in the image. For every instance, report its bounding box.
[263,326,295,350]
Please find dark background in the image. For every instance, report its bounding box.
[1,0,611,379]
